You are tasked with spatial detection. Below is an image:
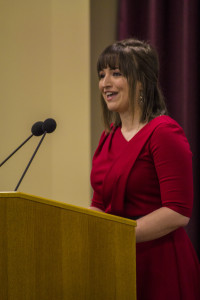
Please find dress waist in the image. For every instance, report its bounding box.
[127,216,143,220]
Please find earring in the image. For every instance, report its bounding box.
[138,91,144,104]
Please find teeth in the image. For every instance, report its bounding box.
[106,92,114,96]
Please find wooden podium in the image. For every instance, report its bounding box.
[0,192,137,300]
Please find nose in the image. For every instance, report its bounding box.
[101,74,112,88]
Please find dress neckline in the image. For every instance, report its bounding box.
[119,122,148,142]
[118,115,167,142]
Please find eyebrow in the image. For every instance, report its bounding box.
[99,67,120,71]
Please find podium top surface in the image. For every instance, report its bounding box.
[0,191,137,227]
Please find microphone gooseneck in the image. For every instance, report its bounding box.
[0,121,44,167]
[14,132,47,191]
[14,118,57,191]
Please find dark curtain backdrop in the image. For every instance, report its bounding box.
[117,0,200,257]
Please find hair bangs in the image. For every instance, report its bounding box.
[97,50,119,73]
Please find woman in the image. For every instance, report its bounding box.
[89,38,200,299]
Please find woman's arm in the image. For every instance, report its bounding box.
[135,122,192,243]
[136,207,189,243]
[88,206,105,213]
[88,206,189,242]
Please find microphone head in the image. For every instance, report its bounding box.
[42,118,57,133]
[31,121,44,136]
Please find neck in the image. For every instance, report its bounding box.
[119,110,146,141]
[120,107,141,131]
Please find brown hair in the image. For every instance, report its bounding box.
[97,38,167,131]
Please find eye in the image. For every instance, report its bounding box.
[112,68,122,77]
[113,71,122,77]
[98,72,105,79]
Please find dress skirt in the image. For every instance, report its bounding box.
[136,228,200,300]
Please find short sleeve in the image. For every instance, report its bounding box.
[150,122,193,217]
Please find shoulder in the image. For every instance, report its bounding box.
[150,115,186,138]
[98,123,118,142]
[149,116,192,155]
[97,127,114,145]
[150,115,182,130]
[92,125,119,159]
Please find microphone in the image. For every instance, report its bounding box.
[31,121,44,136]
[0,121,44,167]
[42,118,57,133]
[14,118,57,191]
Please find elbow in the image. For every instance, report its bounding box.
[180,216,190,228]
[168,208,190,228]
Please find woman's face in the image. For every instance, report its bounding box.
[98,67,131,114]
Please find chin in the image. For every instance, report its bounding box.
[106,104,118,112]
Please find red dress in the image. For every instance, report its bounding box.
[90,116,200,299]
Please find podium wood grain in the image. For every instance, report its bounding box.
[0,192,136,300]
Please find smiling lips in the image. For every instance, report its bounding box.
[105,91,118,101]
